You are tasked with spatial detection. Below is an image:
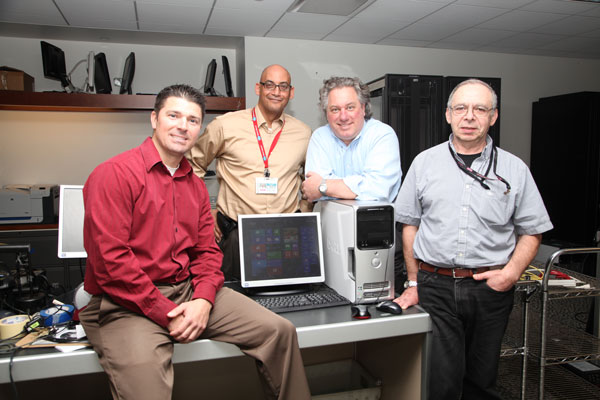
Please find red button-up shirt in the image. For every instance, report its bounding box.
[83,137,224,328]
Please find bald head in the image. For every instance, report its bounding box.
[260,64,291,84]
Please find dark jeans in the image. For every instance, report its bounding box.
[418,269,514,400]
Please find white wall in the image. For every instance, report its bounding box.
[0,36,233,186]
[2,34,600,186]
[243,36,600,165]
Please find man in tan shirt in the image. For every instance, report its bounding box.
[188,64,311,280]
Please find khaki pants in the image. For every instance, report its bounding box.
[80,284,310,400]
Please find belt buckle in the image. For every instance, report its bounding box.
[452,268,464,279]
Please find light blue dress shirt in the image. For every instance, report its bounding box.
[395,135,553,268]
[305,118,401,202]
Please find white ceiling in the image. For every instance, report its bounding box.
[1,0,599,59]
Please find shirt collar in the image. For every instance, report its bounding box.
[448,134,493,160]
[140,136,192,177]
[254,106,285,131]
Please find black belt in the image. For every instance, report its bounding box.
[418,260,501,278]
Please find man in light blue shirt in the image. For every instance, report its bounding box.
[395,79,553,400]
[302,76,401,202]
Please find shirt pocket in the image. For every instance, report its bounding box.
[474,189,516,227]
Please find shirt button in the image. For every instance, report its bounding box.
[462,207,467,212]
[465,184,470,189]
[459,253,463,257]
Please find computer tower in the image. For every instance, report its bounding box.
[319,200,395,304]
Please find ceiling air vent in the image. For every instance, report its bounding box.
[287,0,369,16]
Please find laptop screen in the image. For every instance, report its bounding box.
[238,212,325,289]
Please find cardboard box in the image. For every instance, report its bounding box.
[0,67,34,91]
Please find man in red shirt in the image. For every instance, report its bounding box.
[80,84,310,400]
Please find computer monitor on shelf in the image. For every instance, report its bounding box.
[204,59,217,96]
[57,185,87,259]
[119,52,135,95]
[94,52,112,94]
[222,56,234,97]
[40,41,71,89]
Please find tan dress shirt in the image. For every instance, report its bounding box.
[187,107,312,220]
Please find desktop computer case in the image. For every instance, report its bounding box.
[319,200,395,304]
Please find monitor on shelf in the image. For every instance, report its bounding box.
[40,41,71,89]
[222,55,234,97]
[204,58,217,96]
[94,52,112,94]
[119,52,135,95]
[86,51,95,92]
[57,185,87,259]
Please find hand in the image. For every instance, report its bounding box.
[302,172,323,202]
[211,209,222,243]
[167,298,212,343]
[473,268,517,292]
[394,286,419,310]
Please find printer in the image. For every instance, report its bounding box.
[318,200,395,304]
[0,184,59,224]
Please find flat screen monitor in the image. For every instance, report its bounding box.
[204,58,217,96]
[57,185,87,259]
[221,55,233,97]
[239,213,325,291]
[40,41,70,88]
[119,52,135,95]
[94,52,112,94]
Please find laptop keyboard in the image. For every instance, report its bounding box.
[251,286,351,313]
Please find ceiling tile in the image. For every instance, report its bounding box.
[0,0,66,25]
[532,14,600,35]
[326,16,410,44]
[137,3,211,34]
[206,8,283,36]
[136,0,213,6]
[377,37,436,47]
[268,12,347,37]
[438,28,517,45]
[454,0,535,8]
[490,32,567,49]
[357,0,447,22]
[214,0,294,12]
[521,0,598,15]
[477,10,568,31]
[418,4,509,28]
[390,22,466,41]
[56,0,137,30]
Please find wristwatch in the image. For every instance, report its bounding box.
[404,280,418,289]
[318,179,327,196]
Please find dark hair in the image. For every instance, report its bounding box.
[153,84,206,120]
[318,76,372,120]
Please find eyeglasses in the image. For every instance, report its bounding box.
[259,81,292,92]
[449,104,494,117]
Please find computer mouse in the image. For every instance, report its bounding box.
[376,300,403,315]
[351,305,371,319]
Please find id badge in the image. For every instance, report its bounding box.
[256,177,278,194]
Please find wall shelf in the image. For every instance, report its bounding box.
[0,91,245,113]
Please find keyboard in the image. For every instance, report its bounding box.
[251,286,351,313]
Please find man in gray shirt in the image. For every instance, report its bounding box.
[394,79,553,399]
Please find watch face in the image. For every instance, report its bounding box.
[319,184,327,194]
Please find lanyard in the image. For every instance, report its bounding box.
[252,107,284,177]
[448,143,511,194]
